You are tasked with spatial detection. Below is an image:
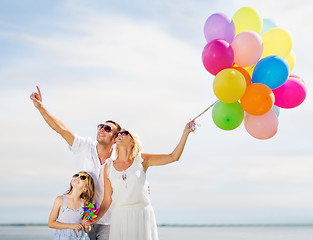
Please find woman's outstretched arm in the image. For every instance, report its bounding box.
[141,120,196,172]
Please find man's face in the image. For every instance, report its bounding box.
[96,122,118,144]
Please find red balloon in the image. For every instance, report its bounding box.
[202,39,234,75]
[273,74,306,109]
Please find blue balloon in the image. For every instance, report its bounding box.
[252,56,289,89]
[271,105,280,117]
[261,18,278,35]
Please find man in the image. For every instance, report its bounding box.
[30,86,121,240]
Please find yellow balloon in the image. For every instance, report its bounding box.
[284,50,296,71]
[261,27,293,58]
[213,69,246,103]
[233,7,262,35]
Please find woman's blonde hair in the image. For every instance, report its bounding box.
[66,171,95,206]
[116,128,143,160]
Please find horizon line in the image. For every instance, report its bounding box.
[1,223,313,227]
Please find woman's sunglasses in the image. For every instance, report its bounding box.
[117,130,133,138]
[72,174,89,186]
[97,124,112,132]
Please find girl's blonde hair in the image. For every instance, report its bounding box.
[66,171,95,206]
[116,128,143,160]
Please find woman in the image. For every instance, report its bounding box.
[93,120,196,240]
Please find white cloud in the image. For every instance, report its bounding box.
[1,0,313,224]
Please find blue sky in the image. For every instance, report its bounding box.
[1,0,313,224]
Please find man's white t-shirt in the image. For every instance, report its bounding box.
[69,134,111,225]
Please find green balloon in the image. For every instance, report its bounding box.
[212,101,244,130]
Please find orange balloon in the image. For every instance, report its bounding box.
[240,83,274,115]
[231,66,252,86]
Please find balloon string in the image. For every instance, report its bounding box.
[192,100,218,121]
[247,64,255,73]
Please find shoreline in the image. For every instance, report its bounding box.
[1,223,313,227]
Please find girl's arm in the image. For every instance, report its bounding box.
[48,196,83,231]
[142,120,195,172]
[92,165,112,223]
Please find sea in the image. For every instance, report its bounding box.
[1,224,313,240]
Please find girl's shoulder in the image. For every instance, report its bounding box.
[56,195,65,201]
[54,195,65,208]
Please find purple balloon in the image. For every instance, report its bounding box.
[204,13,235,44]
[202,39,234,76]
[273,74,306,109]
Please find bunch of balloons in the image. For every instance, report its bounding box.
[202,6,306,140]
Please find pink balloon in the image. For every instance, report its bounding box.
[204,13,235,44]
[202,39,234,76]
[231,31,263,67]
[272,74,306,109]
[244,110,279,140]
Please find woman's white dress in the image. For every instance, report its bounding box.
[106,156,159,240]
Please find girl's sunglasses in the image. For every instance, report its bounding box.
[97,124,112,132]
[72,174,89,186]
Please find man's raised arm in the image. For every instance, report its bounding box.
[30,86,75,146]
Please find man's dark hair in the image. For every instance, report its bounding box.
[105,120,121,135]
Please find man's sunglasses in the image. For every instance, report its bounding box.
[72,174,89,186]
[97,124,112,132]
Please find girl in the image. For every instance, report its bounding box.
[94,120,196,240]
[48,171,95,240]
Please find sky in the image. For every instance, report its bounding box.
[1,0,313,225]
